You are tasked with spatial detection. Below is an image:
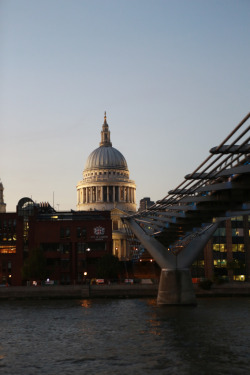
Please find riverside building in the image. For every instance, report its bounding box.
[0,197,112,286]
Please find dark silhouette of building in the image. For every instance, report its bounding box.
[139,197,155,212]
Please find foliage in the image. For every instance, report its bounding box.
[96,254,121,279]
[22,247,48,281]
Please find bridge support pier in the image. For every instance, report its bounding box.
[157,269,197,305]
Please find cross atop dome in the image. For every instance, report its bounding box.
[100,111,112,147]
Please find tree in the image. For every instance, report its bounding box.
[96,254,120,279]
[22,247,48,281]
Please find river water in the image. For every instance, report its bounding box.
[0,297,250,375]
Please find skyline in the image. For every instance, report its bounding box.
[1,0,250,211]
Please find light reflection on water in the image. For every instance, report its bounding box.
[0,297,250,375]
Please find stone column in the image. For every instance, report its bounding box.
[117,186,120,202]
[87,187,91,203]
[107,186,109,202]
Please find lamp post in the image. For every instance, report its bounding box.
[83,271,88,284]
[84,247,91,282]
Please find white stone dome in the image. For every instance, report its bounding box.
[84,146,128,172]
[77,112,136,214]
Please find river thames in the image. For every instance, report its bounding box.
[0,297,250,375]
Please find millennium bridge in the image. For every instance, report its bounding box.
[124,113,250,305]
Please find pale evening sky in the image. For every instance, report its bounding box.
[1,0,249,212]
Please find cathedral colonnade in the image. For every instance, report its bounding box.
[77,185,136,205]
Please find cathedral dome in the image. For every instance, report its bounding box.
[85,146,128,171]
[84,112,128,172]
[77,112,136,215]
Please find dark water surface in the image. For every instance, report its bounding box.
[0,297,250,375]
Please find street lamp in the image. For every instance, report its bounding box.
[85,247,91,281]
[83,271,88,284]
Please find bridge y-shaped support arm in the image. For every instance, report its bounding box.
[123,218,176,269]
[124,218,220,305]
[177,222,220,269]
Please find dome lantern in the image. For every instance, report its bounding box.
[99,111,112,147]
[84,113,128,172]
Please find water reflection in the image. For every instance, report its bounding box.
[0,298,249,374]
[81,299,92,308]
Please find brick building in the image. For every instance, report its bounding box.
[0,197,112,286]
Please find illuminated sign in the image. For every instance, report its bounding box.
[91,226,108,240]
[94,226,105,236]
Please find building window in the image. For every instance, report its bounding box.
[214,259,227,268]
[232,244,245,252]
[77,227,87,238]
[113,220,118,230]
[232,228,244,236]
[60,227,64,238]
[59,243,71,254]
[77,243,85,253]
[0,245,16,254]
[213,244,226,252]
[41,243,60,252]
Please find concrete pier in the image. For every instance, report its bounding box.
[157,269,197,305]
